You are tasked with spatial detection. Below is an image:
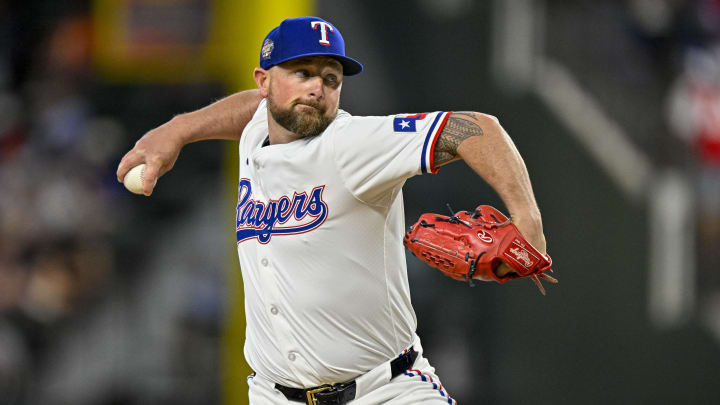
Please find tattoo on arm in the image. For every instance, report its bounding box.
[433,112,484,166]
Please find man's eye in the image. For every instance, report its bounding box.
[295,70,310,78]
[325,74,338,83]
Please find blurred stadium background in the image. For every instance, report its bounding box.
[1,0,720,404]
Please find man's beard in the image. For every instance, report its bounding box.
[267,91,336,138]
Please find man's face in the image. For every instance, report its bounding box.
[266,56,343,138]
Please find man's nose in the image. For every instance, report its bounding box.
[306,76,324,99]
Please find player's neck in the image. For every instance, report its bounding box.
[266,112,303,145]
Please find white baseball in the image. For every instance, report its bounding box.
[123,164,146,195]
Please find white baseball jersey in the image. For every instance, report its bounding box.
[236,99,450,388]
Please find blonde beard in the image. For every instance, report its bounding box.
[266,88,337,138]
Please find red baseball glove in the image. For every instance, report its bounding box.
[404,205,557,294]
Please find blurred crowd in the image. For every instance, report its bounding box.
[629,0,720,321]
[659,0,720,293]
[545,0,720,330]
[1,2,226,404]
[0,3,124,403]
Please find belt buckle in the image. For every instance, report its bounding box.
[306,384,335,405]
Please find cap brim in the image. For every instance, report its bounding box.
[333,55,363,76]
[272,52,364,76]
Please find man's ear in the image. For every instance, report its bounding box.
[253,68,270,98]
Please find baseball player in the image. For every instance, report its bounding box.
[117,16,547,404]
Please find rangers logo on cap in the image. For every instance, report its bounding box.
[261,39,274,60]
[258,16,364,76]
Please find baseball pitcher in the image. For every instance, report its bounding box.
[117,16,554,405]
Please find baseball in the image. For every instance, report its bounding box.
[123,164,146,195]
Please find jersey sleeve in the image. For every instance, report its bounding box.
[331,111,451,205]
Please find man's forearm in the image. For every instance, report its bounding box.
[173,89,263,144]
[455,114,541,221]
[436,112,546,259]
[116,89,263,195]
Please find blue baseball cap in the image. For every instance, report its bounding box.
[259,17,363,76]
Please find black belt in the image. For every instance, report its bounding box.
[275,348,418,405]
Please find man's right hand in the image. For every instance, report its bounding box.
[116,116,188,196]
[116,90,263,195]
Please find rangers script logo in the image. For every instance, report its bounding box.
[235,178,328,244]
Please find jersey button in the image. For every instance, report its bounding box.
[270,306,279,315]
[287,352,296,362]
[261,258,269,267]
